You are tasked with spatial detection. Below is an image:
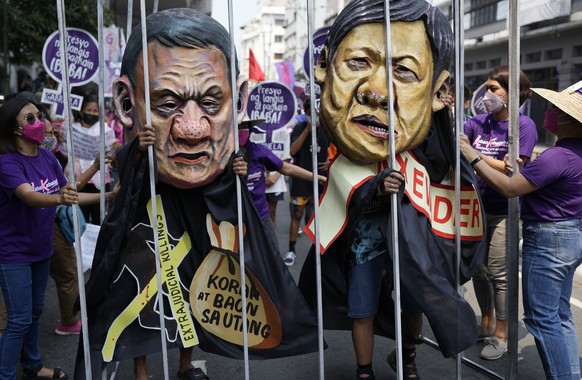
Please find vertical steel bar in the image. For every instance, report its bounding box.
[305,0,325,379]
[381,2,403,379]
[507,0,520,378]
[97,0,106,223]
[226,1,250,379]
[138,1,170,378]
[55,0,92,378]
[126,0,133,40]
[453,0,465,378]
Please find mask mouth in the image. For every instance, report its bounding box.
[352,114,393,140]
[169,151,209,164]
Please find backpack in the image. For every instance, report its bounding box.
[55,205,87,243]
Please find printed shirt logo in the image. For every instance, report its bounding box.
[30,178,60,194]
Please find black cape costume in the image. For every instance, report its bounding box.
[74,139,318,378]
[299,109,486,358]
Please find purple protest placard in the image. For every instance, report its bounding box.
[470,82,488,116]
[247,81,297,132]
[302,26,330,78]
[42,28,99,86]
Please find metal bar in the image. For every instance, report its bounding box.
[382,2,403,380]
[126,0,133,40]
[305,0,325,378]
[507,0,521,378]
[55,0,92,378]
[97,0,106,224]
[453,0,465,378]
[152,0,158,13]
[226,1,250,379]
[138,1,170,378]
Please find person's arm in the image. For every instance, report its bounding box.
[265,171,281,187]
[14,182,78,208]
[460,135,537,197]
[279,161,326,186]
[290,123,311,156]
[76,154,102,190]
[77,185,118,206]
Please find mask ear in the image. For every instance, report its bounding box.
[314,46,328,85]
[432,70,450,112]
[112,76,136,139]
[236,76,249,125]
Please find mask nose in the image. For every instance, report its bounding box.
[356,66,389,110]
[172,101,211,144]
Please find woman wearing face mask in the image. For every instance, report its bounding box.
[0,93,79,379]
[460,80,582,379]
[237,119,326,223]
[463,66,538,360]
[62,94,119,225]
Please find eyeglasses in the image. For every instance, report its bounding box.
[21,112,45,125]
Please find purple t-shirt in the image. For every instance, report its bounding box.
[0,148,67,263]
[244,141,284,220]
[464,113,537,215]
[520,138,582,222]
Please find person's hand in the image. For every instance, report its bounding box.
[459,134,480,163]
[233,156,247,177]
[503,153,524,175]
[318,159,329,174]
[317,175,327,186]
[439,94,454,110]
[380,171,405,194]
[265,172,280,187]
[106,182,121,201]
[137,124,156,152]
[59,183,79,205]
[90,153,112,171]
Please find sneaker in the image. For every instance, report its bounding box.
[387,348,420,379]
[480,336,507,360]
[55,319,81,335]
[284,251,296,266]
[477,325,493,342]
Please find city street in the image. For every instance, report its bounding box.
[36,191,582,379]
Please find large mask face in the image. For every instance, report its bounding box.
[317,21,447,164]
[133,43,236,189]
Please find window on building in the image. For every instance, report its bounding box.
[469,0,508,27]
[275,35,283,43]
[573,45,582,57]
[465,62,474,71]
[489,58,501,67]
[274,18,285,26]
[545,49,562,60]
[525,52,541,63]
[476,60,487,69]
[274,53,284,60]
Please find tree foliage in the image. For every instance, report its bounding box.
[0,0,114,65]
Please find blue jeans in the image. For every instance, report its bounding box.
[0,259,50,379]
[522,220,582,380]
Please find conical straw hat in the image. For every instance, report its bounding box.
[532,80,582,124]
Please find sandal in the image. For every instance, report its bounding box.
[22,365,69,380]
[387,348,420,380]
[356,367,375,379]
[177,367,209,380]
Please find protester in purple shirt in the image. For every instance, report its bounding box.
[0,93,79,380]
[238,120,326,221]
[460,80,582,379]
[463,66,538,360]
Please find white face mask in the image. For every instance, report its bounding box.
[483,91,505,113]
[42,135,58,151]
